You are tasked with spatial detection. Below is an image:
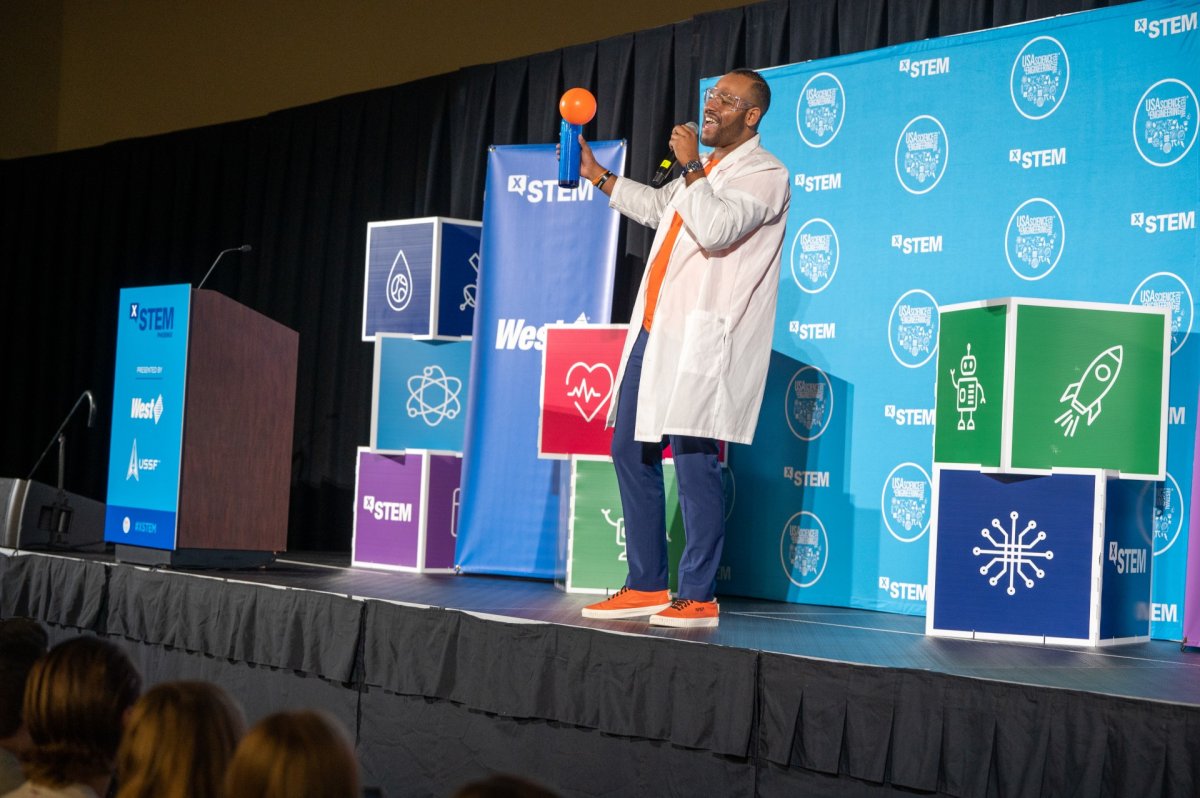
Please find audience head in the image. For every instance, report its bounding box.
[453,774,560,798]
[116,680,246,798]
[0,618,49,747]
[22,636,142,788]
[224,709,359,798]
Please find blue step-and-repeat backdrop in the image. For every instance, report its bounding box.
[720,0,1198,638]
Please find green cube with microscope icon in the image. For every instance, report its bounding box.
[934,298,1169,479]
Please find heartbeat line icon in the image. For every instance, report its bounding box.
[564,361,614,423]
[567,380,604,403]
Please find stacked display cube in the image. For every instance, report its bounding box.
[353,217,480,573]
[361,217,481,340]
[927,298,1169,646]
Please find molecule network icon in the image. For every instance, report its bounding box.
[974,510,1054,595]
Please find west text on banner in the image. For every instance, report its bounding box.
[716,0,1198,638]
[456,141,625,577]
[105,284,191,550]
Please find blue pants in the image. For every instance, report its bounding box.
[611,328,724,601]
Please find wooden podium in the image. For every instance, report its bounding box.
[106,287,298,567]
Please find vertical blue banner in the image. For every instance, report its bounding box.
[105,284,191,549]
[456,141,625,577]
[718,0,1199,639]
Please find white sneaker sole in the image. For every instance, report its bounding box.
[581,602,672,619]
[648,614,719,628]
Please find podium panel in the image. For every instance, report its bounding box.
[105,284,191,548]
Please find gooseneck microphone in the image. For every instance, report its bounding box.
[197,244,253,290]
[26,390,98,485]
[651,121,700,187]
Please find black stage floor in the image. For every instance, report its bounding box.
[185,551,1200,708]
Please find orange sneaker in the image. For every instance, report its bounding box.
[581,586,672,619]
[649,598,719,628]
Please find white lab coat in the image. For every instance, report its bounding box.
[605,134,791,444]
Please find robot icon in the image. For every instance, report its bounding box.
[950,343,985,430]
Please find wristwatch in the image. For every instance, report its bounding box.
[682,160,704,175]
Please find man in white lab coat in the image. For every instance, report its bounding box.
[578,68,791,628]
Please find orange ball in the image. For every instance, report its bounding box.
[559,88,597,126]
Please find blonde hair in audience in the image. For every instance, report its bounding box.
[116,681,246,798]
[22,636,142,788]
[224,709,360,798]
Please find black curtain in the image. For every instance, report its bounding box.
[0,0,1131,551]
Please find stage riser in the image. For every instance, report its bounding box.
[2,551,1196,798]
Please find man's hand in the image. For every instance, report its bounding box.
[669,123,700,168]
[578,135,605,184]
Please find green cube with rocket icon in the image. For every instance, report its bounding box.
[934,298,1169,479]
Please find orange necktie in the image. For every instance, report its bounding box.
[641,158,718,331]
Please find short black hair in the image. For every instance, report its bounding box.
[730,68,771,116]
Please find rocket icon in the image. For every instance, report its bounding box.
[1054,345,1123,437]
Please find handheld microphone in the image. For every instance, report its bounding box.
[651,121,699,187]
[197,245,252,290]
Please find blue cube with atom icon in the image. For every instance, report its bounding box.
[371,335,472,453]
[361,217,482,340]
[927,465,1153,646]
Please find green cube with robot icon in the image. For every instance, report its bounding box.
[934,298,1169,479]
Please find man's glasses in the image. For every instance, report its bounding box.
[703,87,756,111]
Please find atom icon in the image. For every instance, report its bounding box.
[406,365,462,427]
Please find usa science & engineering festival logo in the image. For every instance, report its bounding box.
[895,116,948,194]
[796,72,845,148]
[1005,198,1065,280]
[1010,37,1069,119]
[779,510,828,588]
[1146,473,1185,556]
[881,462,931,543]
[785,366,833,440]
[1133,79,1197,167]
[888,289,939,368]
[1131,272,1193,355]
[790,218,839,293]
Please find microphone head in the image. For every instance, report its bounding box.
[84,390,97,428]
[239,245,253,253]
[685,121,699,134]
